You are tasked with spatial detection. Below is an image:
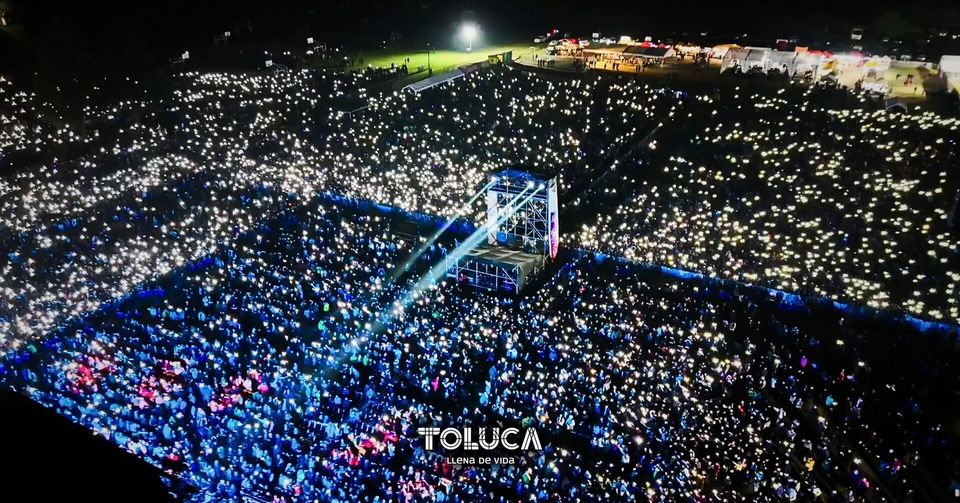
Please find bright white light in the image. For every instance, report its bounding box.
[462,23,479,43]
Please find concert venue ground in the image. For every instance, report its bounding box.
[0,29,959,503]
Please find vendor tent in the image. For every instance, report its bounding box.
[766,50,799,75]
[794,52,823,79]
[721,48,769,72]
[583,43,627,57]
[942,55,960,73]
[623,46,675,59]
[744,49,767,69]
[402,69,465,94]
[721,48,822,77]
[711,44,741,59]
[941,55,960,93]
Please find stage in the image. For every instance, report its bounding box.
[447,244,545,293]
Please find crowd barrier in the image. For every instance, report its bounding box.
[590,251,960,337]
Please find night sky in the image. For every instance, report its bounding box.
[1,0,959,98]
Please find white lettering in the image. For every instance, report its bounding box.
[417,427,440,450]
[521,428,542,450]
[478,427,499,450]
[440,427,462,450]
[501,427,520,449]
[462,426,479,450]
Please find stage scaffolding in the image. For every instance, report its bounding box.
[486,170,559,257]
[446,169,559,294]
[447,254,523,293]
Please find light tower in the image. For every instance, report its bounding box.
[446,169,559,293]
[485,170,559,257]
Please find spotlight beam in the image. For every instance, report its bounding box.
[402,185,539,300]
[330,186,539,370]
[304,186,540,375]
[388,179,496,284]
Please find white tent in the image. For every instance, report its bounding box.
[941,55,960,73]
[710,44,741,59]
[720,49,751,72]
[721,48,826,78]
[402,69,465,94]
[721,48,777,73]
[794,53,823,79]
[743,50,767,69]
[941,55,960,93]
[767,51,799,76]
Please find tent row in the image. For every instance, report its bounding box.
[720,48,895,80]
[582,43,677,61]
[720,48,823,77]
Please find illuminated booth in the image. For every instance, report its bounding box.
[487,51,514,65]
[720,48,824,78]
[622,45,675,62]
[720,48,768,73]
[940,55,960,93]
[446,169,559,293]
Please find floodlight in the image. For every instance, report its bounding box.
[461,22,479,51]
[462,23,479,41]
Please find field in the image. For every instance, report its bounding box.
[349,43,537,74]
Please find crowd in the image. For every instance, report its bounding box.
[315,69,669,219]
[2,200,957,501]
[0,71,336,344]
[0,68,668,347]
[577,84,960,324]
[0,54,959,502]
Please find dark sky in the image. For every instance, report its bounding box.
[1,0,958,97]
[7,0,960,43]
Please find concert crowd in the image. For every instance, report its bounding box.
[0,68,666,344]
[2,199,957,501]
[0,64,958,501]
[577,85,960,324]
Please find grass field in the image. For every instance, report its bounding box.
[349,43,537,74]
